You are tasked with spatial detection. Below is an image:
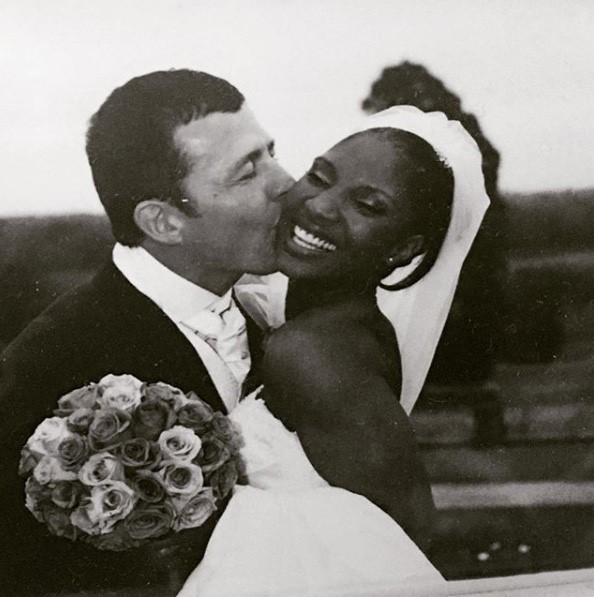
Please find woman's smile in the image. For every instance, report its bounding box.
[291,224,337,253]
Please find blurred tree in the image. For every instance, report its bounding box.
[362,61,507,398]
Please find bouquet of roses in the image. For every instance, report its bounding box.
[19,374,244,551]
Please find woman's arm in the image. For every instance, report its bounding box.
[262,323,435,550]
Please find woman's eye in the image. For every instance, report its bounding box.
[351,190,386,216]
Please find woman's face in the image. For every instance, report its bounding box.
[276,132,420,281]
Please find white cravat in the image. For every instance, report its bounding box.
[181,297,251,390]
[112,244,250,412]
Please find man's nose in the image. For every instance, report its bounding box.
[269,162,295,200]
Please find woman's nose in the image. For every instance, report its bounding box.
[305,191,340,222]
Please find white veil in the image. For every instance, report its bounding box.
[236,106,489,414]
[354,106,490,413]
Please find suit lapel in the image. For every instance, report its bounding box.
[94,263,227,413]
[234,291,266,397]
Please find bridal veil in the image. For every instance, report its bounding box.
[236,105,490,414]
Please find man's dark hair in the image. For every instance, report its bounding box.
[86,69,245,245]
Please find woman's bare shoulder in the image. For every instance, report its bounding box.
[269,303,383,369]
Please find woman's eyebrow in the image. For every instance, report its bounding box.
[311,157,337,181]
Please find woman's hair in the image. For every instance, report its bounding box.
[368,127,454,290]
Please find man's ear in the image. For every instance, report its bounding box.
[384,234,425,271]
[133,200,185,245]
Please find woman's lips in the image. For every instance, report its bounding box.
[290,224,337,253]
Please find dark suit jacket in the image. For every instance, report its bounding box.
[0,262,263,595]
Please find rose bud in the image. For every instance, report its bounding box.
[88,408,132,451]
[158,426,201,462]
[19,446,42,477]
[208,459,239,500]
[41,503,78,541]
[173,488,217,531]
[177,400,214,435]
[66,408,95,434]
[26,417,73,458]
[51,480,85,509]
[160,461,203,496]
[97,374,144,413]
[196,432,231,474]
[133,470,166,504]
[57,435,89,471]
[133,397,176,441]
[125,503,175,540]
[54,384,99,417]
[89,521,137,551]
[78,452,124,486]
[119,438,161,469]
[209,413,244,453]
[144,382,189,412]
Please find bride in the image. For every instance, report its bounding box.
[178,106,489,596]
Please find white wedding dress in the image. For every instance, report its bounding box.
[177,395,444,597]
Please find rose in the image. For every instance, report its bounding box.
[133,470,166,504]
[51,480,85,509]
[97,374,144,413]
[88,521,138,551]
[72,481,137,535]
[33,455,77,485]
[88,408,132,451]
[196,432,231,474]
[40,502,78,541]
[208,459,240,500]
[144,382,189,412]
[90,481,137,531]
[19,446,42,476]
[54,384,99,416]
[173,488,217,531]
[118,438,161,469]
[160,461,203,496]
[66,408,95,434]
[70,500,100,536]
[132,397,176,441]
[57,435,89,471]
[26,417,74,457]
[25,477,52,521]
[177,399,214,435]
[209,412,243,453]
[158,426,201,462]
[25,476,52,502]
[78,452,124,486]
[125,503,175,540]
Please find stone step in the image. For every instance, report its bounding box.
[422,442,594,484]
[412,377,594,446]
[432,481,594,509]
[413,403,594,445]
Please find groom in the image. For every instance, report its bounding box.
[0,69,293,593]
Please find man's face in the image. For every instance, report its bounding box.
[174,105,293,276]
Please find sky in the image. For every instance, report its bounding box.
[1,0,593,216]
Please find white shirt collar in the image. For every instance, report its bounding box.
[112,243,232,323]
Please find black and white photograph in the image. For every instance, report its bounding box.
[1,1,593,595]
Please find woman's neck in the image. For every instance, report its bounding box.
[285,276,377,321]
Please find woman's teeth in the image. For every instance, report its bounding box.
[292,225,336,252]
